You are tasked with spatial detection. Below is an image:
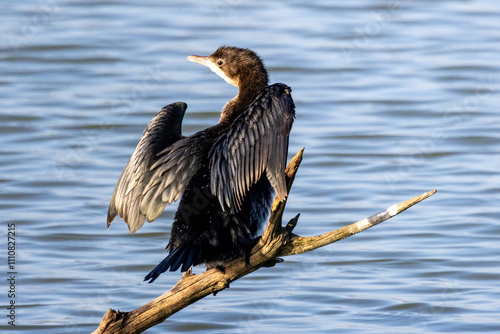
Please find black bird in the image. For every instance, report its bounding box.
[107,46,295,283]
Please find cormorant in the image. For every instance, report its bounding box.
[107,46,295,283]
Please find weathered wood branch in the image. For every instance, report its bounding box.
[93,148,436,334]
[278,188,437,256]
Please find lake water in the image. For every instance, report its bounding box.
[1,0,499,333]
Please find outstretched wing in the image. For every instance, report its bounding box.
[138,127,213,224]
[107,102,196,233]
[210,83,295,213]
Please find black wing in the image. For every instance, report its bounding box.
[138,127,212,223]
[210,83,295,213]
[107,102,192,233]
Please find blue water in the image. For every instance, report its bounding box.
[1,0,499,333]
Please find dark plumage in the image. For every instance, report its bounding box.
[107,46,295,283]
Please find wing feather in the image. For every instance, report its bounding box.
[139,130,211,223]
[107,102,207,233]
[210,84,295,214]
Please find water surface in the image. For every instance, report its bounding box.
[1,1,499,333]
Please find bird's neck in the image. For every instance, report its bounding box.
[219,75,268,124]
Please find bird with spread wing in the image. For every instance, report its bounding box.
[107,46,295,283]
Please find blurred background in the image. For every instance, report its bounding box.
[1,1,499,333]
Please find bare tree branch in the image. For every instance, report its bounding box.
[278,189,437,256]
[93,148,436,334]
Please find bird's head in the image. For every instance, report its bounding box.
[187,46,269,89]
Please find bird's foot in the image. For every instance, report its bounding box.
[215,265,226,274]
[182,267,194,278]
[284,214,300,240]
[244,236,261,267]
[262,257,284,268]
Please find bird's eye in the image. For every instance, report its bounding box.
[217,60,223,66]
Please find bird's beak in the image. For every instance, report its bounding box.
[187,55,211,68]
[187,54,238,87]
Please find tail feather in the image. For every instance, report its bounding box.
[183,244,203,272]
[144,243,203,283]
[169,245,190,272]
